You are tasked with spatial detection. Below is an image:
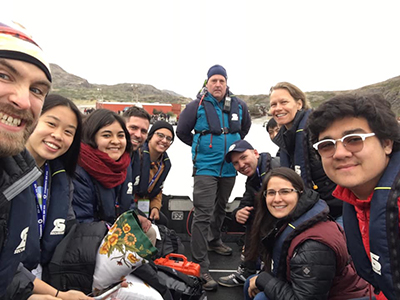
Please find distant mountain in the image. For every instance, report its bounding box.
[50,64,191,104]
[50,64,400,115]
[238,76,400,116]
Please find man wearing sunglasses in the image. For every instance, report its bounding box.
[307,94,400,300]
[133,120,173,226]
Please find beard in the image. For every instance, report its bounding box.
[0,104,37,157]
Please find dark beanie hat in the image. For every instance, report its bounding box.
[148,120,174,141]
[207,64,227,80]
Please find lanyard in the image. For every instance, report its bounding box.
[32,163,49,238]
[256,167,262,188]
[148,160,163,190]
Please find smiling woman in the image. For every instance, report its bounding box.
[72,109,134,224]
[268,82,342,224]
[244,167,368,300]
[22,94,88,292]
[134,120,174,224]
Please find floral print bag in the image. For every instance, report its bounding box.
[92,210,158,290]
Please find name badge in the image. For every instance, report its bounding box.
[138,199,150,217]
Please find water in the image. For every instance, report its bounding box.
[163,119,279,202]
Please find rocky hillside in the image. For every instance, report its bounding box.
[238,76,400,116]
[50,64,400,115]
[50,64,191,105]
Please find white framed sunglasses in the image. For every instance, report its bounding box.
[313,133,375,158]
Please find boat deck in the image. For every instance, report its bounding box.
[181,239,245,300]
[162,195,247,300]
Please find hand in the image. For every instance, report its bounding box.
[28,290,93,300]
[248,275,260,298]
[58,290,93,299]
[28,295,59,300]
[236,206,254,224]
[149,208,160,221]
[137,214,151,232]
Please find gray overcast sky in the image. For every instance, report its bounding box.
[4,0,400,98]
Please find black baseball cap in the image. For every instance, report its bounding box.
[225,140,254,163]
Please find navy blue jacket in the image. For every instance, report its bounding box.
[0,150,41,297]
[133,142,171,200]
[343,151,400,299]
[72,165,134,224]
[22,159,75,270]
[273,110,342,217]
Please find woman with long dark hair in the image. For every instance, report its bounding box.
[25,94,82,270]
[72,109,132,224]
[22,94,91,299]
[244,167,368,300]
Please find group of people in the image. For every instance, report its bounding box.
[0,21,176,299]
[177,64,399,300]
[1,19,400,300]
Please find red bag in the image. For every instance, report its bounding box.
[154,253,200,277]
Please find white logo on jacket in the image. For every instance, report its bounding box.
[231,113,238,121]
[133,176,140,186]
[370,252,382,275]
[14,227,29,254]
[50,219,66,235]
[127,182,133,194]
[295,165,301,176]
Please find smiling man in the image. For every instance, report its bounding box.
[218,140,279,288]
[0,20,52,297]
[123,106,160,243]
[176,65,251,291]
[307,94,400,300]
[123,106,151,151]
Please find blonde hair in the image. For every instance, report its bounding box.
[270,82,311,110]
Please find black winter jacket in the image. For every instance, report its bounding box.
[255,190,368,300]
[0,149,41,298]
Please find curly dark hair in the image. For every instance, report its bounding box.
[307,93,400,154]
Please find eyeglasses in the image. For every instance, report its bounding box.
[155,132,173,144]
[263,188,298,198]
[313,133,375,158]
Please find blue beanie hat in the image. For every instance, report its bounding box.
[207,64,227,80]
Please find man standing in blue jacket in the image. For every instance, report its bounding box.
[176,65,251,291]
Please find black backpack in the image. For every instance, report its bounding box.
[155,225,185,258]
[133,262,206,300]
[42,222,108,294]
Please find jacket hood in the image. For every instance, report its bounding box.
[289,189,323,221]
